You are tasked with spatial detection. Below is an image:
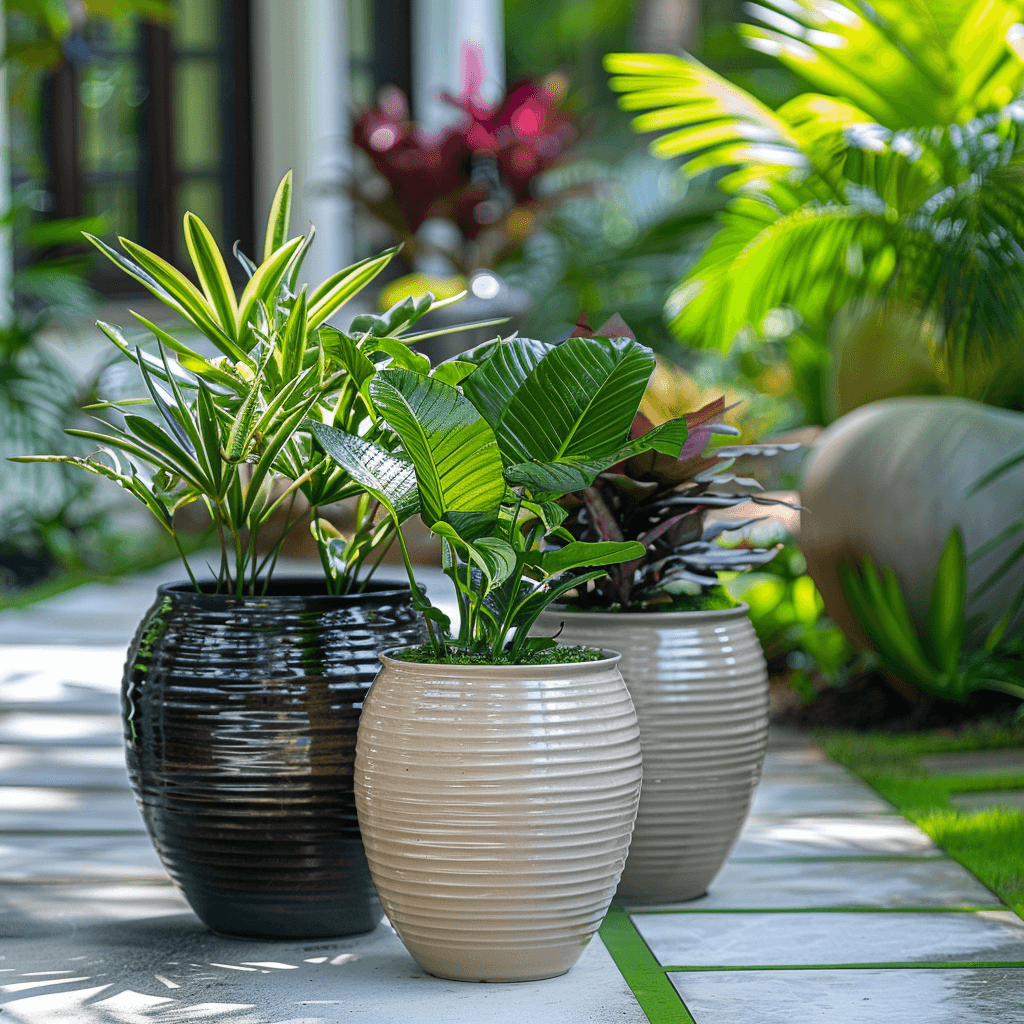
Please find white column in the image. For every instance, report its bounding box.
[252,0,352,289]
[413,0,505,133]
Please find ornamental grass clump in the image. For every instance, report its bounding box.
[557,316,799,613]
[315,326,700,664]
[11,172,493,596]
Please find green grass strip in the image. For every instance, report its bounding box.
[628,906,1005,914]
[662,961,1024,972]
[821,729,1024,920]
[599,905,694,1024]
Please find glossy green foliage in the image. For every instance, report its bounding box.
[11,173,487,595]
[607,0,1024,411]
[317,331,701,662]
[840,528,1024,704]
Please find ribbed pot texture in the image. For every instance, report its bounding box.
[355,652,642,982]
[535,606,769,902]
[122,578,425,939]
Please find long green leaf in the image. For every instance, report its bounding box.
[183,211,239,338]
[307,251,395,329]
[127,312,240,394]
[117,237,240,355]
[279,287,309,383]
[236,236,305,342]
[927,528,967,676]
[263,171,293,262]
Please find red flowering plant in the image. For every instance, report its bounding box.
[352,47,579,275]
[554,314,801,612]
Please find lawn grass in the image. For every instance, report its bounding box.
[821,724,1024,919]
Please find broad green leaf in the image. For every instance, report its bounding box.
[521,500,568,531]
[311,421,421,524]
[430,360,476,386]
[505,458,610,498]
[264,171,293,262]
[612,416,689,461]
[461,337,552,428]
[431,522,518,594]
[183,211,239,337]
[530,540,646,575]
[488,335,656,467]
[368,368,505,534]
[366,336,431,373]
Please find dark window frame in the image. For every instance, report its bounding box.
[41,0,254,294]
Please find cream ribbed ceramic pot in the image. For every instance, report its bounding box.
[354,651,642,982]
[534,605,769,902]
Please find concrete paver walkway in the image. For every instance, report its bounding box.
[2,561,1022,1022]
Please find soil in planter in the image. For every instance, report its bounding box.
[774,667,1022,733]
[390,645,607,666]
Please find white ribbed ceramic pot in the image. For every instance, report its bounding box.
[354,651,642,982]
[534,606,769,902]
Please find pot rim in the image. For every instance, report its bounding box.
[156,575,414,606]
[535,602,751,626]
[378,647,622,675]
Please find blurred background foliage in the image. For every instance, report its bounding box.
[8,0,1021,724]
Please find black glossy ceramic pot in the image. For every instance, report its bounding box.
[122,578,425,939]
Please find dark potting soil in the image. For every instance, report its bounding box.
[390,645,607,666]
[774,669,1023,733]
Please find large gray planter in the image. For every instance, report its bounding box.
[800,397,1024,645]
[534,606,769,902]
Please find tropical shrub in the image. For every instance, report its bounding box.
[315,329,700,663]
[841,529,1024,707]
[11,173,491,595]
[606,0,1024,420]
[554,316,795,610]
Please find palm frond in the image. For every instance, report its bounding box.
[668,186,892,349]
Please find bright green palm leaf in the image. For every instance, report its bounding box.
[605,52,808,186]
[368,368,505,538]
